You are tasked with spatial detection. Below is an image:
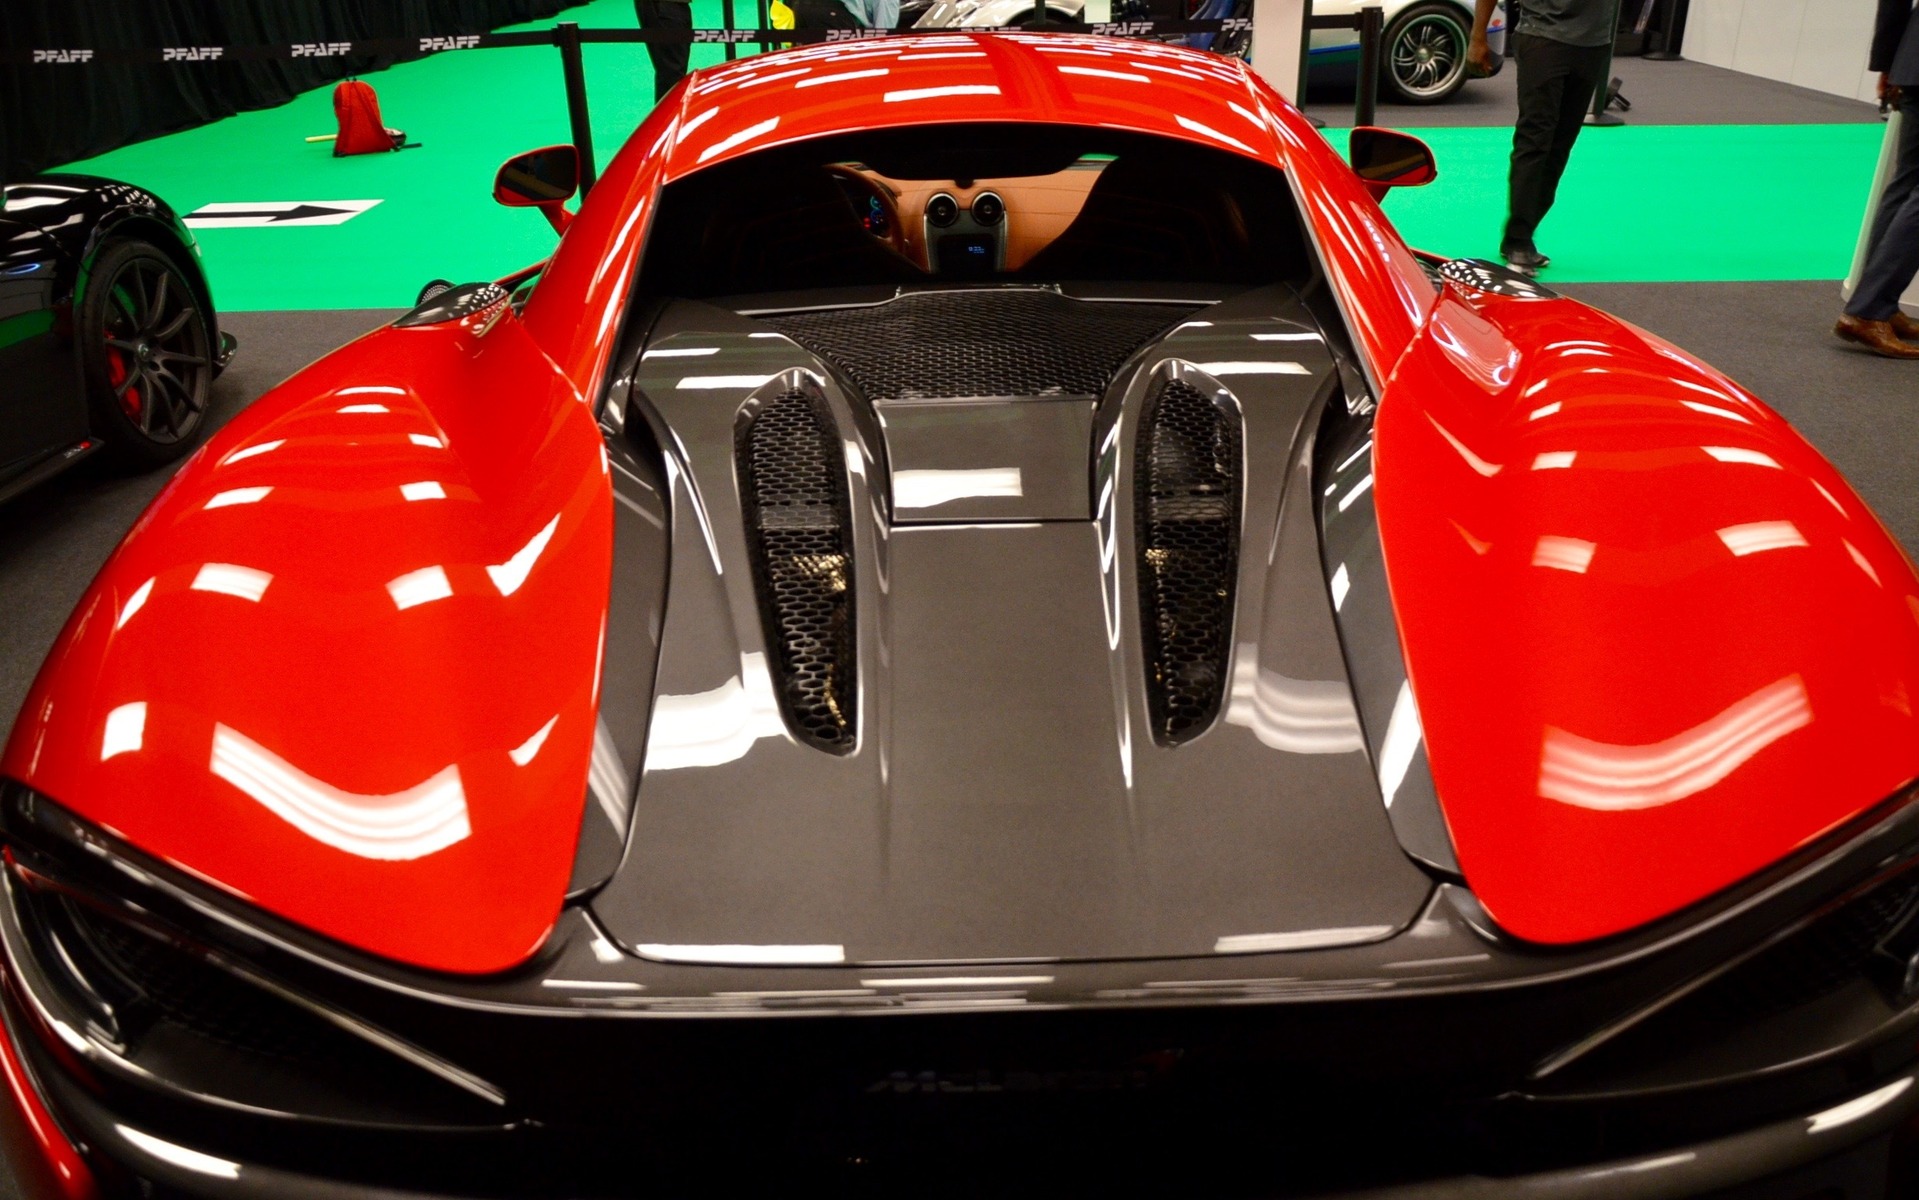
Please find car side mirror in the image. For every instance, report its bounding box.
[1348,128,1438,201]
[495,145,580,233]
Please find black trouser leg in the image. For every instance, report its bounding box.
[637,0,692,103]
[1505,33,1609,251]
[1847,95,1919,321]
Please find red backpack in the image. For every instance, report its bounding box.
[331,79,404,156]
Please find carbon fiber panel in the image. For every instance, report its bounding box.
[763,289,1200,400]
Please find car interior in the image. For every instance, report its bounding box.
[635,124,1315,298]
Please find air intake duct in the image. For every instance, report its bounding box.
[737,386,858,752]
[1136,377,1243,744]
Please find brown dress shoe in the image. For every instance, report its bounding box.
[1836,314,1919,359]
[1894,311,1919,340]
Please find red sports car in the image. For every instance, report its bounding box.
[3,31,1918,1198]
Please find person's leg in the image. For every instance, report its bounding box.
[1844,108,1919,324]
[1505,35,1573,253]
[1861,95,1919,266]
[1534,43,1608,227]
[638,0,693,103]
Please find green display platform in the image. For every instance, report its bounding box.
[51,0,1885,311]
[1385,124,1882,285]
[57,0,737,311]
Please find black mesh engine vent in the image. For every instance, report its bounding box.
[738,389,857,752]
[1136,379,1242,744]
[763,291,1201,401]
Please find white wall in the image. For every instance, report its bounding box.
[1684,0,1882,103]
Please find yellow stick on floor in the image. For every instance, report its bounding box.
[304,134,337,143]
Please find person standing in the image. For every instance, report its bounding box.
[1468,0,1616,273]
[635,0,693,104]
[1836,0,1919,359]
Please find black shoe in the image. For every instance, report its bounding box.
[1502,244,1550,273]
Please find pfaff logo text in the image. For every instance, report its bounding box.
[163,46,224,61]
[865,1068,1156,1095]
[33,49,95,63]
[420,35,481,51]
[1221,17,1251,33]
[290,42,353,57]
[823,28,887,40]
[693,29,758,42]
[1091,21,1155,36]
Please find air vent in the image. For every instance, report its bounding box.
[1694,871,1919,1023]
[1136,379,1242,744]
[764,291,1200,401]
[738,389,857,752]
[34,895,496,1123]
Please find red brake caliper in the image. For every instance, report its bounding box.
[106,341,141,420]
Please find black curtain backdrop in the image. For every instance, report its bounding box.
[3,0,588,179]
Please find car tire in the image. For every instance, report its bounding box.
[1382,3,1471,105]
[1017,7,1082,29]
[77,240,214,469]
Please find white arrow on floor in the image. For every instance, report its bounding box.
[184,200,382,228]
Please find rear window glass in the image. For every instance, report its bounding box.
[637,123,1307,297]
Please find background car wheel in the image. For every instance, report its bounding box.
[78,240,213,468]
[1017,7,1082,28]
[1383,3,1470,105]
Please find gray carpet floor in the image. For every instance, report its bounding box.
[1304,48,1884,127]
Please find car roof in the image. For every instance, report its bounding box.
[660,32,1283,181]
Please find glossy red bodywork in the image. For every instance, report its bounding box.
[1376,289,1919,943]
[3,31,1906,972]
[1,311,611,974]
[0,974,95,1199]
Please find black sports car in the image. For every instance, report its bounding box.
[0,176,235,504]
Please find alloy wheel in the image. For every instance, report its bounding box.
[99,255,210,445]
[1389,13,1467,103]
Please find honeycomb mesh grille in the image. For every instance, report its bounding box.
[1695,871,1919,1024]
[1136,379,1242,744]
[61,899,371,1064]
[739,389,857,752]
[763,291,1200,401]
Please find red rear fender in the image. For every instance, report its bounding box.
[1375,285,1919,944]
[1,314,613,975]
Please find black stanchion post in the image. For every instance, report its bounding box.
[758,0,771,50]
[1297,0,1317,108]
[1356,3,1383,127]
[555,22,598,194]
[1645,0,1687,61]
[1585,0,1624,125]
[723,0,738,61]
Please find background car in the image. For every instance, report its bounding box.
[899,0,1507,104]
[1,31,1916,1198]
[1309,0,1506,102]
[0,177,235,505]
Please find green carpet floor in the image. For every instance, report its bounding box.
[1383,123,1883,284]
[57,0,749,311]
[52,0,1886,310]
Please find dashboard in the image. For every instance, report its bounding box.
[829,159,1108,277]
